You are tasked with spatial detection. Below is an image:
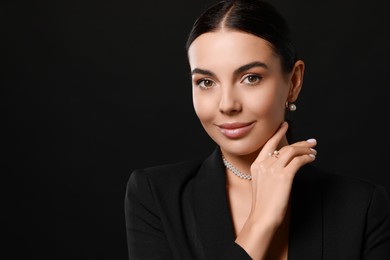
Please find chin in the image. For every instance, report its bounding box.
[215,138,264,157]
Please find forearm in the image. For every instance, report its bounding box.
[235,217,278,260]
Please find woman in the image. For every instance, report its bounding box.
[125,0,390,259]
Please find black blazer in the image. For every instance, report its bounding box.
[125,146,390,259]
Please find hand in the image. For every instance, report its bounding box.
[235,121,317,259]
[249,121,317,227]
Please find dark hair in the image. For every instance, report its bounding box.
[185,0,297,73]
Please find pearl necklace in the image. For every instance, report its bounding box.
[222,155,252,180]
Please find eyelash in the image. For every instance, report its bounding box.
[196,79,215,90]
[242,74,263,86]
[195,74,263,90]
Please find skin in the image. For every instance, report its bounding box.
[188,29,317,260]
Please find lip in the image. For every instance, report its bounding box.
[217,121,255,139]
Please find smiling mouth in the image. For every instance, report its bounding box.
[217,121,255,139]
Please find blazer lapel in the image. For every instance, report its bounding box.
[193,146,237,258]
[288,165,323,260]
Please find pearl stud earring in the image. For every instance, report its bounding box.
[286,102,297,111]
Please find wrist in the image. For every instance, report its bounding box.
[235,216,278,260]
[246,211,281,231]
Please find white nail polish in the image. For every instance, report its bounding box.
[307,138,317,143]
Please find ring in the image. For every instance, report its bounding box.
[268,150,279,158]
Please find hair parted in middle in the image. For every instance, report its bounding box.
[186,0,297,74]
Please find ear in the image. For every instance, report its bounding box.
[287,60,305,102]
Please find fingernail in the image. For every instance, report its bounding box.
[310,148,317,155]
[307,138,317,143]
[308,154,316,158]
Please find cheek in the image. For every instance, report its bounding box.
[245,87,286,119]
[192,90,217,124]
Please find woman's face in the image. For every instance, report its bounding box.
[188,30,298,157]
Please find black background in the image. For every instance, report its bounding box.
[2,0,390,259]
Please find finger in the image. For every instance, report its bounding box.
[285,153,316,175]
[274,138,317,166]
[276,145,317,167]
[255,121,289,162]
[289,138,317,148]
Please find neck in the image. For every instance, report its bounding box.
[220,135,289,176]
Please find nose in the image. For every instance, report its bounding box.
[219,87,242,115]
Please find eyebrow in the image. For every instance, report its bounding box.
[191,61,268,77]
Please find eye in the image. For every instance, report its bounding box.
[242,74,262,86]
[196,79,216,89]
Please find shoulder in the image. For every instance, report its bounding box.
[306,165,390,213]
[314,165,385,197]
[126,158,204,196]
[129,158,204,182]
